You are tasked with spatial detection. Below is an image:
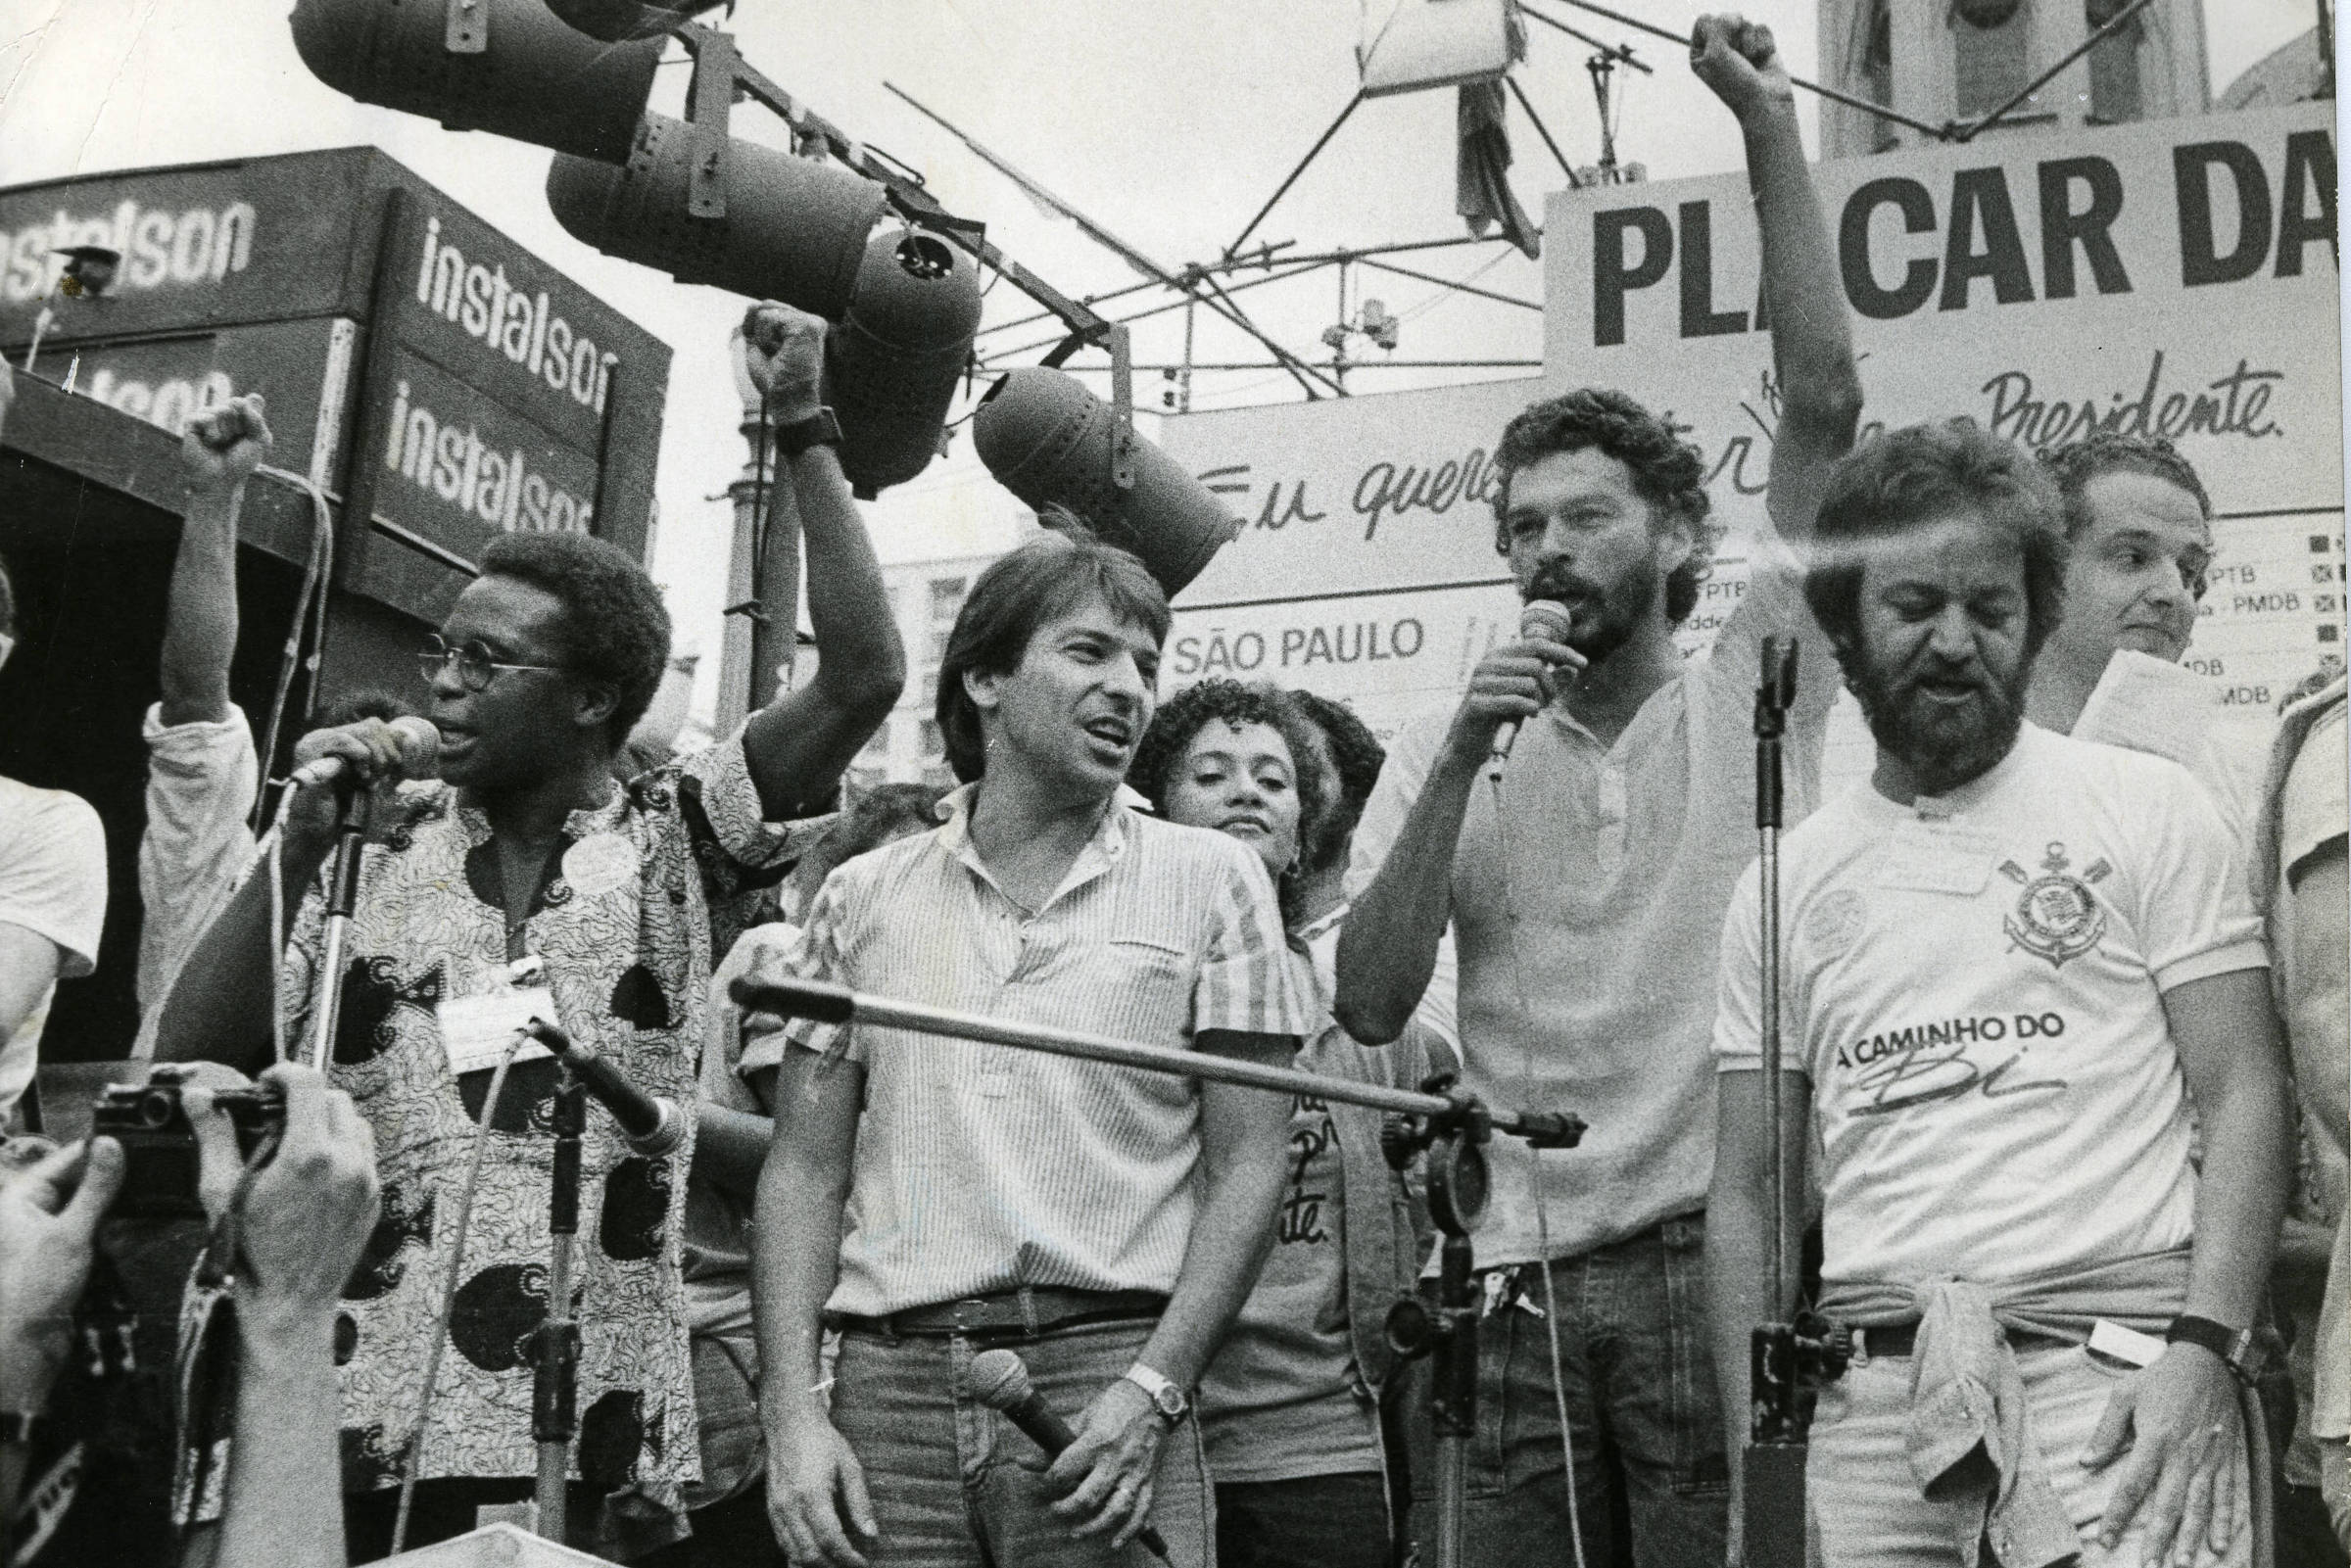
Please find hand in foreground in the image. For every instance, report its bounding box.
[767,1410,879,1568]
[187,1065,378,1310]
[1690,14,1795,119]
[0,1137,125,1410]
[1040,1375,1167,1551]
[742,301,828,426]
[182,395,273,494]
[2086,1344,2247,1566]
[1442,624,1585,766]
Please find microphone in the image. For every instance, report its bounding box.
[523,1021,685,1159]
[1488,599,1574,771]
[965,1350,1173,1565]
[289,715,442,790]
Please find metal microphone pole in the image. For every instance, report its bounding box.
[1377,1092,1511,1568]
[735,977,1587,1568]
[1742,638,1847,1568]
[531,1066,586,1543]
[307,784,372,1070]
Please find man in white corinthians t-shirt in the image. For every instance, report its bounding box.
[1708,421,2293,1567]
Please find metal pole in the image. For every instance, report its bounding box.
[308,790,372,1070]
[1179,299,1195,412]
[735,976,1584,1140]
[1222,92,1364,261]
[532,1068,585,1542]
[1536,0,1959,140]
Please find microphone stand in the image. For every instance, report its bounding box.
[1377,1083,1537,1568]
[531,1065,586,1544]
[1742,637,1847,1568]
[307,784,373,1070]
[734,977,1587,1568]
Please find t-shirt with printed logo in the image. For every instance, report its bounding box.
[1713,723,2266,1291]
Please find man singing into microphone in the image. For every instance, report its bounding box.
[1708,420,2290,1565]
[160,302,904,1559]
[1332,17,1859,1565]
[743,530,1311,1568]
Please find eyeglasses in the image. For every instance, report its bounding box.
[417,635,565,693]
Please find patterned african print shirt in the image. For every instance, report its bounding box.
[276,737,815,1505]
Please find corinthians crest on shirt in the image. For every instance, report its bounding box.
[1998,842,2112,969]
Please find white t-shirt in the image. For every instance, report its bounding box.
[0,777,109,1117]
[134,701,260,1034]
[1714,724,2265,1289]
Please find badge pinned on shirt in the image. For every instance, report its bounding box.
[438,981,561,1076]
[1873,820,1999,897]
[562,832,639,899]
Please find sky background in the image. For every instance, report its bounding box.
[0,0,2327,721]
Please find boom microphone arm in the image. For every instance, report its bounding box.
[733,975,1582,1147]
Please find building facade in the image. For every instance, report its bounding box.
[1815,0,2212,157]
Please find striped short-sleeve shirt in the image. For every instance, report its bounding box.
[756,784,1313,1316]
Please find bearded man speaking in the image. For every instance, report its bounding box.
[1708,420,2292,1566]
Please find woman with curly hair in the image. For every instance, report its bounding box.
[1132,680,1433,1568]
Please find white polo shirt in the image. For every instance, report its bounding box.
[1715,724,2266,1290]
[763,784,1314,1316]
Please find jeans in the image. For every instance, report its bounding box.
[832,1318,1213,1568]
[1404,1213,1729,1568]
[1808,1343,2253,1566]
[1216,1472,1389,1568]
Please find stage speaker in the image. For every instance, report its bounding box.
[289,0,659,165]
[544,0,726,40]
[827,228,983,498]
[546,113,887,321]
[973,367,1240,597]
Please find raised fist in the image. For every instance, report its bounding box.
[1690,14,1793,119]
[741,302,827,426]
[183,394,273,494]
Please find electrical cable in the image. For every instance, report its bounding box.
[1486,764,1590,1568]
[247,464,337,834]
[390,1034,526,1555]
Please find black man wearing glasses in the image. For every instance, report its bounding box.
[157,302,905,1562]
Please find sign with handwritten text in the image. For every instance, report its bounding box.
[1161,103,2340,742]
[1545,97,2343,738]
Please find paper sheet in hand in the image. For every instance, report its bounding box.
[2071,650,2220,772]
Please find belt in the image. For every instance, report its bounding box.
[831,1287,1170,1342]
[1854,1322,2078,1359]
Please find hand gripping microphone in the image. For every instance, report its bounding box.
[288,715,442,790]
[522,1021,686,1159]
[1487,598,1574,773]
[965,1350,1173,1566]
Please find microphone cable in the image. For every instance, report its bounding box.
[1485,759,1591,1568]
[246,463,337,835]
[389,1031,526,1555]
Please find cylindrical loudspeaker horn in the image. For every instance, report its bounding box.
[290,0,659,164]
[826,228,984,498]
[546,113,887,320]
[974,367,1242,597]
[545,0,726,40]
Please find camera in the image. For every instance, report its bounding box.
[91,1066,285,1220]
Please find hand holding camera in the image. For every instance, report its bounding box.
[0,1136,125,1412]
[160,1065,380,1310]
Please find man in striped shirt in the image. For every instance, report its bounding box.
[747,532,1313,1568]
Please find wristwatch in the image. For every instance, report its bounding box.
[773,406,842,460]
[1122,1362,1189,1427]
[2165,1314,2263,1384]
